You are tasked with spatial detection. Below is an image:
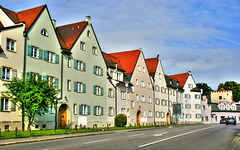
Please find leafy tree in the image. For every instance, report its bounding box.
[3,74,59,134]
[196,82,212,96]
[217,81,240,102]
[115,114,127,127]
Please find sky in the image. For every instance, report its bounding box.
[1,0,240,90]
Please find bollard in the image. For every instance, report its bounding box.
[15,127,17,137]
[102,125,104,131]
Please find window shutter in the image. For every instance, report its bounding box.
[79,104,82,115]
[93,85,96,95]
[83,83,86,93]
[0,99,3,111]
[42,75,47,81]
[0,66,2,80]
[83,62,86,71]
[74,82,77,92]
[44,50,48,61]
[12,69,17,78]
[101,87,103,96]
[101,107,104,116]
[27,45,32,56]
[93,66,96,74]
[87,105,91,115]
[39,49,43,59]
[55,78,59,88]
[101,68,103,76]
[55,54,59,64]
[93,106,96,115]
[74,60,77,69]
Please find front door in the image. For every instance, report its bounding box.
[167,113,171,124]
[58,104,67,129]
[137,111,141,126]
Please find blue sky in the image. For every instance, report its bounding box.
[1,0,240,89]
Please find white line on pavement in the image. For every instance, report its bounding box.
[83,139,110,145]
[153,132,168,136]
[139,125,220,148]
[129,133,145,137]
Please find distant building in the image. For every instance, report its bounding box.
[211,88,233,103]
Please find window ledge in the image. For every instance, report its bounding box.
[6,49,17,53]
[0,110,11,112]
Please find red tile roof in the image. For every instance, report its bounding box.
[145,58,158,74]
[168,72,189,87]
[17,5,45,31]
[56,21,87,50]
[102,52,125,71]
[108,50,140,74]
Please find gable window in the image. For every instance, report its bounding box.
[136,79,138,86]
[195,94,200,99]
[117,73,121,81]
[87,30,91,38]
[155,85,159,92]
[188,84,193,89]
[136,94,139,102]
[131,100,135,108]
[41,29,48,36]
[80,41,85,50]
[143,67,145,73]
[121,91,126,100]
[140,80,145,88]
[148,97,152,104]
[92,46,97,55]
[0,98,9,111]
[138,65,141,72]
[6,38,16,51]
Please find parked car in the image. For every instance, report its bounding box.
[226,118,236,125]
[220,118,227,124]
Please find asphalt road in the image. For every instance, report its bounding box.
[0,124,239,150]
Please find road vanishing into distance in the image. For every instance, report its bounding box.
[0,124,239,150]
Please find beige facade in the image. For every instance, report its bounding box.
[0,7,25,131]
[211,89,233,103]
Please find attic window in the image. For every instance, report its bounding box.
[41,29,48,36]
[87,30,91,38]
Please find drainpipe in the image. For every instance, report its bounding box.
[22,30,27,131]
[55,52,64,129]
[152,80,156,125]
[167,87,170,124]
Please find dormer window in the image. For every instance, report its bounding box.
[87,30,91,38]
[41,29,48,36]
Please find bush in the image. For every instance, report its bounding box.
[115,114,127,127]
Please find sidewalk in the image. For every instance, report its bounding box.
[0,127,161,146]
[227,132,240,150]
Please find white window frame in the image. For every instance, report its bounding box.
[82,105,88,115]
[148,97,152,104]
[121,91,126,100]
[67,80,71,91]
[138,65,141,72]
[73,103,77,115]
[131,100,134,108]
[80,41,85,50]
[6,38,16,51]
[2,67,11,80]
[92,46,97,55]
[108,107,114,116]
[67,57,71,68]
[1,97,9,111]
[31,46,38,58]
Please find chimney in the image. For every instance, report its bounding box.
[139,48,142,51]
[52,19,56,28]
[157,54,160,60]
[188,70,192,75]
[85,16,91,24]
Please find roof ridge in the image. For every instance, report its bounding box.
[108,49,140,55]
[16,5,46,13]
[57,21,86,29]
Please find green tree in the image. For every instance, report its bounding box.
[217,81,240,102]
[3,74,59,134]
[196,82,212,96]
[115,114,127,127]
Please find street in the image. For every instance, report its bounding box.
[0,124,239,150]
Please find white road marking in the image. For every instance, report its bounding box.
[83,139,110,144]
[129,133,145,137]
[153,132,168,136]
[139,125,220,148]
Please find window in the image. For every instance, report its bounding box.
[131,100,134,108]
[6,38,16,51]
[159,73,161,79]
[87,30,91,38]
[161,99,166,106]
[121,108,125,114]
[156,99,160,105]
[195,94,200,99]
[143,110,146,117]
[169,101,172,107]
[161,87,166,93]
[110,71,114,78]
[185,94,191,99]
[121,91,126,100]
[169,90,172,95]
[173,91,175,96]
[67,57,71,68]
[148,97,152,104]
[161,112,165,118]
[185,104,191,109]
[148,83,151,89]
[148,110,153,118]
[136,79,138,86]
[94,85,103,96]
[219,96,222,100]
[188,84,193,89]
[215,116,218,121]
[136,94,139,102]
[108,107,114,116]
[41,29,48,36]
[92,46,97,55]
[2,67,11,80]
[73,104,77,115]
[117,73,121,81]
[143,67,145,73]
[80,41,85,50]
[202,105,205,110]
[74,82,86,93]
[195,104,201,109]
[205,116,208,121]
[82,105,88,115]
[1,98,10,111]
[93,66,103,76]
[48,52,55,63]
[5,125,10,131]
[140,80,145,88]
[67,80,71,91]
[138,65,141,72]
[186,114,191,119]
[108,88,114,97]
[31,46,38,58]
[141,95,146,103]
[156,111,160,118]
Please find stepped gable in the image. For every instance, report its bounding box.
[17,5,45,30]
[56,21,87,50]
[145,57,158,73]
[102,52,125,71]
[168,72,189,88]
[109,49,140,74]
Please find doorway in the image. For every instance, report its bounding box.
[58,104,68,129]
[137,111,141,126]
[167,112,171,124]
